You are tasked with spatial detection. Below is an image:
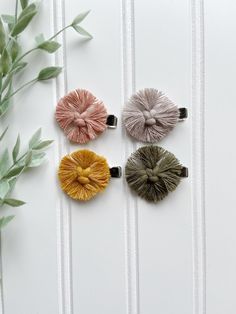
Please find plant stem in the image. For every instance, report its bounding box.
[0,23,72,100]
[16,24,71,63]
[6,152,28,174]
[3,78,37,102]
[49,24,71,41]
[9,24,71,72]
[13,47,38,66]
[0,154,27,180]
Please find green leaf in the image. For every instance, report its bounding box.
[18,3,37,21]
[29,128,41,148]
[20,0,29,9]
[9,39,20,61]
[2,61,26,92]
[1,15,15,24]
[12,134,20,162]
[0,216,15,229]
[29,152,45,167]
[0,48,11,75]
[72,10,91,25]
[3,198,25,207]
[7,177,17,195]
[8,23,14,32]
[35,33,45,45]
[12,61,28,74]
[0,180,10,198]
[38,40,61,53]
[11,11,37,36]
[37,66,62,81]
[0,81,13,117]
[33,140,53,150]
[24,150,32,166]
[72,25,92,38]
[5,166,24,179]
[0,18,6,54]
[0,127,8,141]
[1,73,13,92]
[0,149,10,177]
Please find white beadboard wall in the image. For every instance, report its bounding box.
[0,0,235,314]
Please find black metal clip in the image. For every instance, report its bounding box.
[106,115,118,128]
[110,166,122,178]
[180,167,188,178]
[179,108,188,120]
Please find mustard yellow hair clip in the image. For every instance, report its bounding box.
[58,149,121,201]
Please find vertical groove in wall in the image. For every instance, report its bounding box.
[191,0,206,313]
[0,234,4,314]
[51,0,73,313]
[121,1,140,314]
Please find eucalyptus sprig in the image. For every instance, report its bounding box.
[0,128,53,229]
[0,0,92,116]
[0,1,92,228]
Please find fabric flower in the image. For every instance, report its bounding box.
[56,89,108,144]
[125,145,184,202]
[58,150,110,201]
[123,88,179,143]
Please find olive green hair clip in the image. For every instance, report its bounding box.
[125,145,188,202]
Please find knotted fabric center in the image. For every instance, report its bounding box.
[143,109,156,126]
[146,167,159,183]
[56,89,108,144]
[77,166,91,185]
[138,166,159,183]
[73,111,86,127]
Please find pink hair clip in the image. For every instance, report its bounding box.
[55,89,117,144]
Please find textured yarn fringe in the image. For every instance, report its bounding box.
[58,149,110,201]
[56,89,108,144]
[125,145,183,202]
[123,88,179,143]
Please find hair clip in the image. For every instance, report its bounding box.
[58,149,122,201]
[125,145,188,202]
[123,88,187,143]
[55,89,118,144]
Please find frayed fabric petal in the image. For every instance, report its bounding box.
[125,145,187,202]
[123,88,180,143]
[58,149,111,201]
[55,89,108,144]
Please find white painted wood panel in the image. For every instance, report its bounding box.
[64,0,127,314]
[0,0,235,314]
[0,1,60,313]
[205,1,236,313]
[135,1,193,314]
[65,0,126,314]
